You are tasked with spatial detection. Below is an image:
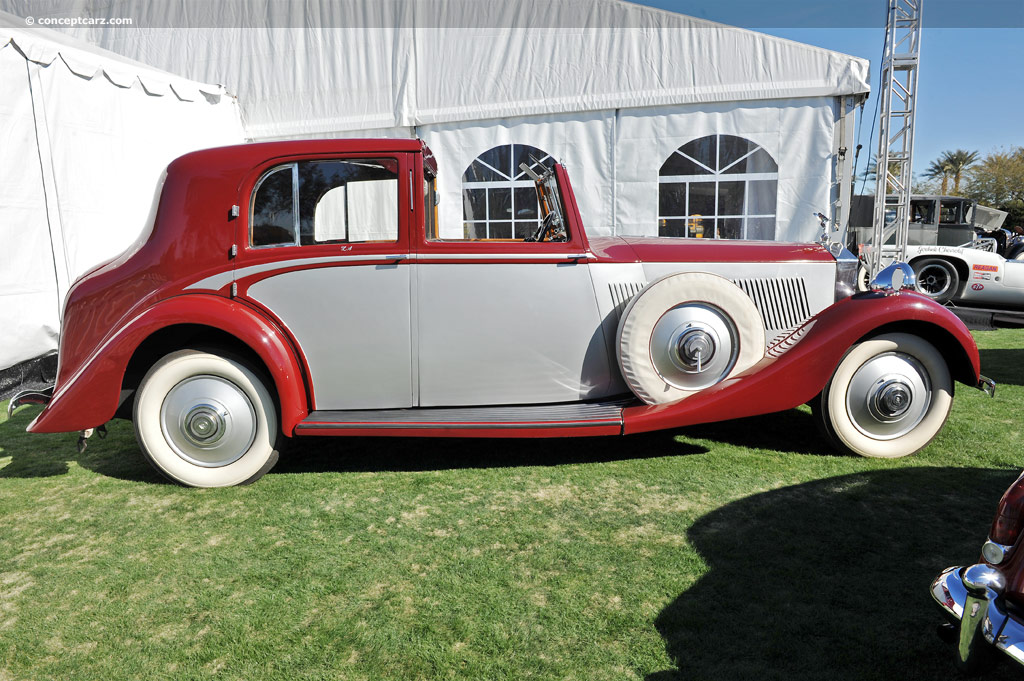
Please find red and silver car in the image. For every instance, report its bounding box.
[16,139,991,487]
[932,472,1024,672]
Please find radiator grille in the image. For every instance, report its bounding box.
[732,277,812,340]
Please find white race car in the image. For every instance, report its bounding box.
[907,239,1024,307]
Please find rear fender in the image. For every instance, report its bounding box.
[622,291,980,435]
[28,295,308,436]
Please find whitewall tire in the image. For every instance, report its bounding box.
[617,272,766,405]
[818,333,952,459]
[133,350,280,487]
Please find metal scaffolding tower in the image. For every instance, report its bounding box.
[869,0,923,276]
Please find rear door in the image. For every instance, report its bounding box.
[237,153,414,410]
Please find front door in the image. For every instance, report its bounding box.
[413,166,612,407]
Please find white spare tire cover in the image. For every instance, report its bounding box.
[617,272,766,405]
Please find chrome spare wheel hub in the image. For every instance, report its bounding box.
[847,352,932,440]
[160,375,257,467]
[650,303,738,391]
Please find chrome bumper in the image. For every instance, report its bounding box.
[931,564,1024,668]
[977,375,996,398]
[6,386,54,418]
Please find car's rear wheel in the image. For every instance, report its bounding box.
[134,349,280,487]
[816,333,952,458]
[617,272,765,405]
[912,258,960,304]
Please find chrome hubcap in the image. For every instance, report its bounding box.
[160,375,256,467]
[676,328,717,370]
[870,379,912,420]
[846,352,932,440]
[650,303,738,391]
[182,404,227,446]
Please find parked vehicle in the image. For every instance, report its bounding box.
[932,471,1024,672]
[15,140,991,486]
[851,194,1023,307]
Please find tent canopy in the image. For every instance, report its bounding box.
[2,0,870,138]
[0,10,243,371]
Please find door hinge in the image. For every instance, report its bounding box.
[230,282,237,298]
[229,244,237,258]
[229,205,240,219]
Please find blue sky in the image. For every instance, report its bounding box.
[632,1,1023,180]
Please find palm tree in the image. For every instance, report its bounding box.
[924,149,979,195]
[945,149,980,194]
[924,157,954,195]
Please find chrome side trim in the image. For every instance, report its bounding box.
[185,254,413,291]
[185,252,590,291]
[415,252,589,261]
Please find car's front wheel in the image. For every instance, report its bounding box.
[133,349,280,487]
[816,333,952,459]
[912,258,960,304]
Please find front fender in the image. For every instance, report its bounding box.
[28,295,308,436]
[622,291,980,435]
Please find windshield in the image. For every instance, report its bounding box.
[518,162,568,242]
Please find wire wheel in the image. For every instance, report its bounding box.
[912,258,959,304]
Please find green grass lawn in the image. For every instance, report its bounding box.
[1,330,1023,680]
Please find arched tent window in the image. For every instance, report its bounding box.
[658,135,778,240]
[462,144,554,239]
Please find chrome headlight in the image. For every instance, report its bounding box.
[869,262,916,294]
[832,246,859,302]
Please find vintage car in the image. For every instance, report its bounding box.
[932,471,1024,672]
[15,139,991,487]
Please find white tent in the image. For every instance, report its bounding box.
[0,11,244,374]
[16,0,870,244]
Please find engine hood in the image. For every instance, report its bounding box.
[615,236,835,264]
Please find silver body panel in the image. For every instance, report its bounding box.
[247,257,837,410]
[416,262,613,406]
[247,265,414,410]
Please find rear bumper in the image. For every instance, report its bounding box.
[931,564,1024,667]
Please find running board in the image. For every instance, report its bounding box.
[294,399,635,438]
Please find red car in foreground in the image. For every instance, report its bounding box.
[14,139,990,486]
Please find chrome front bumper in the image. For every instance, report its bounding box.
[931,564,1024,668]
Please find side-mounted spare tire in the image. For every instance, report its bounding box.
[617,272,766,405]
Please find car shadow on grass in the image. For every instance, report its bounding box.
[675,406,833,457]
[2,404,836,482]
[644,466,1022,681]
[979,349,1024,387]
[272,429,709,475]
[0,405,163,484]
